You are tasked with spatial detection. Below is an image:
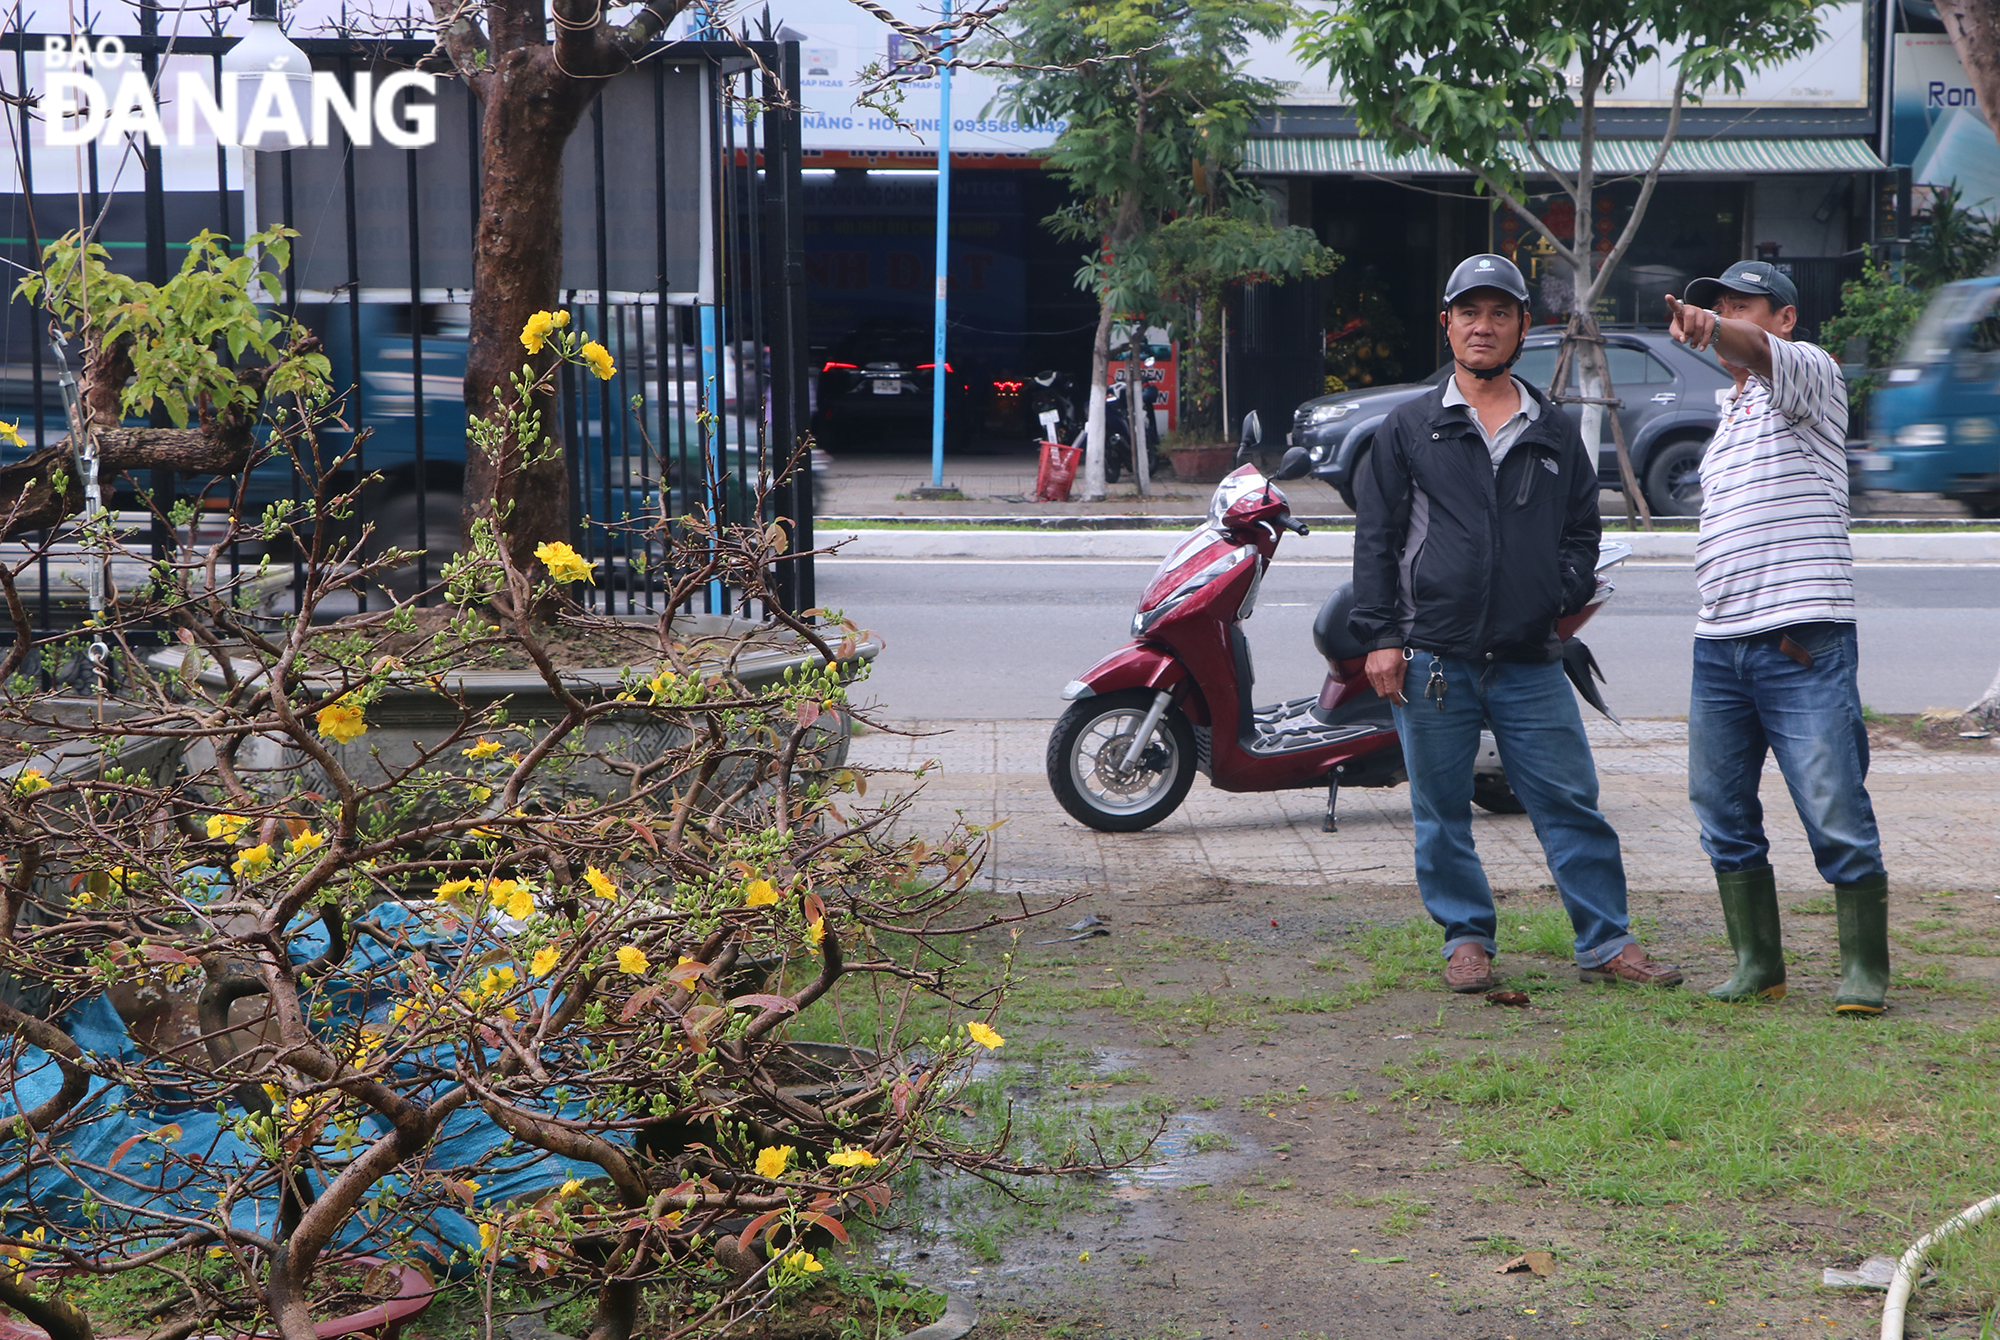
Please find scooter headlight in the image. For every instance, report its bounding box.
[1132,547,1253,636]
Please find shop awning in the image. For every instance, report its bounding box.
[1244,136,1888,176]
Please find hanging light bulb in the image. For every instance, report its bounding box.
[222,0,312,151]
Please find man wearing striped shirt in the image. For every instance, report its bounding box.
[1664,261,1889,1015]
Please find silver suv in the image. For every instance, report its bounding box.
[1292,327,1733,516]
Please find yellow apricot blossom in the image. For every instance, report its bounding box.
[782,1250,823,1277]
[463,738,504,760]
[0,420,24,450]
[206,813,249,842]
[11,769,49,796]
[317,700,368,744]
[288,828,325,855]
[615,945,650,975]
[534,540,596,585]
[530,946,561,978]
[807,917,826,947]
[580,340,616,381]
[966,1021,1005,1050]
[434,877,477,902]
[232,844,273,879]
[743,878,780,908]
[826,1148,879,1169]
[583,866,616,899]
[755,1145,793,1179]
[519,309,569,355]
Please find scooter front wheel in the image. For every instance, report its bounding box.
[1047,689,1197,832]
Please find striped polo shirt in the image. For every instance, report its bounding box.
[1694,335,1853,639]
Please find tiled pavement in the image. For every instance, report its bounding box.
[848,717,2000,902]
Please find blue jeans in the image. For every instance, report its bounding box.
[1390,655,1635,969]
[1688,623,1885,886]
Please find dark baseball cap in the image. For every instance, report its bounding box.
[1684,261,1799,311]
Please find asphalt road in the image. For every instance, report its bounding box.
[817,559,2000,721]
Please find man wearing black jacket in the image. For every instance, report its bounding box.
[1348,254,1682,994]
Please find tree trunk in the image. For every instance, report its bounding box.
[1081,300,1114,501]
[461,55,593,568]
[1940,5,2000,723]
[0,428,254,542]
[1940,0,2000,135]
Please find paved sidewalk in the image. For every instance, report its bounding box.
[848,716,2000,908]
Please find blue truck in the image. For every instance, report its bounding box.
[1855,276,2000,517]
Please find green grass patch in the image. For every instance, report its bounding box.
[1403,995,2000,1221]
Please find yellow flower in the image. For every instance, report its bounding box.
[206,812,249,841]
[559,1179,583,1197]
[782,1249,823,1277]
[463,738,503,760]
[530,945,560,978]
[583,866,616,899]
[519,310,562,355]
[232,844,273,879]
[478,1222,499,1256]
[755,1145,793,1179]
[647,668,677,700]
[288,828,325,854]
[807,917,825,947]
[73,888,94,906]
[743,878,780,908]
[0,420,23,449]
[468,784,492,803]
[826,1148,879,1169]
[434,877,476,903]
[966,1021,1005,1050]
[317,700,368,744]
[534,540,596,585]
[615,945,650,975]
[11,769,49,795]
[581,340,616,382]
[501,883,535,920]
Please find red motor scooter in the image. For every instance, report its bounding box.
[1046,413,1626,833]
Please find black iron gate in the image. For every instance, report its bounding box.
[2,33,810,639]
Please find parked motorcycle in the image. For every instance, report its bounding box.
[1046,413,1625,833]
[1026,368,1168,484]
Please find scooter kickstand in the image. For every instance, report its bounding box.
[1322,781,1339,833]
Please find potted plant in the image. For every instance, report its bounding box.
[0,234,1083,1340]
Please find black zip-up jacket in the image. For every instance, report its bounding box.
[1347,379,1600,664]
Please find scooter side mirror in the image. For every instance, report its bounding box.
[1236,410,1263,460]
[1272,445,1314,481]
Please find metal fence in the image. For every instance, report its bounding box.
[2,33,811,650]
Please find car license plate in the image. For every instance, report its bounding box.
[1853,452,1893,471]
[872,379,900,395]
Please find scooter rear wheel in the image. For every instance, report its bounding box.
[1048,689,1197,832]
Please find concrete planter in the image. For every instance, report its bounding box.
[147,614,883,819]
[1165,444,1238,483]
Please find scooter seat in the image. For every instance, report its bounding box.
[1312,583,1367,663]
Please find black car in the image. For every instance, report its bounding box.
[1292,327,1733,516]
[810,318,978,451]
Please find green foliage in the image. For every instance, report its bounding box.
[16,226,330,429]
[1296,0,1821,319]
[995,0,1334,437]
[1820,256,1931,410]
[1297,0,1823,211]
[1910,182,2000,291]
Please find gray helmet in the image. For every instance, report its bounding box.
[1443,253,1530,305]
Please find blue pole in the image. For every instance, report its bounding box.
[930,0,953,489]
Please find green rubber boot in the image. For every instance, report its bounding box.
[1708,866,1787,1002]
[1834,873,1890,1016]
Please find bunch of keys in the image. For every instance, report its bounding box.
[1424,657,1448,711]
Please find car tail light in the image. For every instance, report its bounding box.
[993,379,1023,392]
[822,361,858,372]
[916,362,953,373]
